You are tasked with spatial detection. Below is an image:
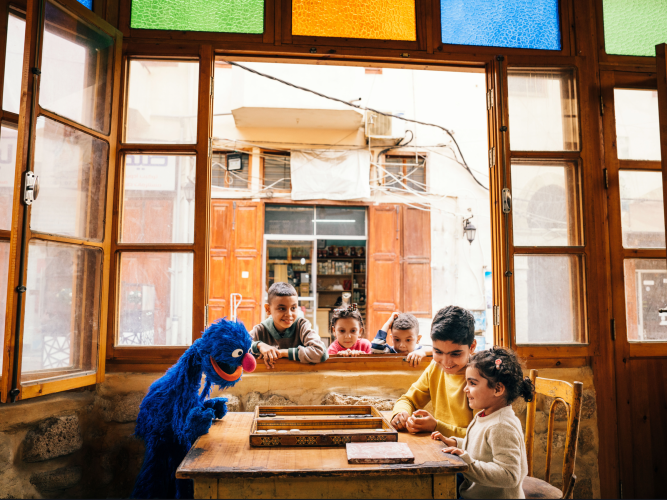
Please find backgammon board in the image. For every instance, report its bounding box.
[249,405,398,447]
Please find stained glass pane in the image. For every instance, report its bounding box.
[292,0,416,41]
[77,0,93,8]
[440,0,561,50]
[603,0,667,57]
[130,0,264,34]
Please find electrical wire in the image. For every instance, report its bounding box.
[222,60,489,190]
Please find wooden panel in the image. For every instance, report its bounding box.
[626,358,667,499]
[208,200,232,325]
[211,202,231,249]
[658,45,667,252]
[367,205,401,336]
[402,207,431,318]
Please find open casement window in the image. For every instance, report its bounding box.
[0,0,122,402]
[492,57,596,364]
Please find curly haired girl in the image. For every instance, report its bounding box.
[327,305,371,356]
[431,346,535,499]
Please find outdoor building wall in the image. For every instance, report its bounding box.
[0,367,598,498]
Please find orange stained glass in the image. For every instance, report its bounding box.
[292,0,416,41]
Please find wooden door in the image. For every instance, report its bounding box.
[602,68,667,499]
[367,205,402,336]
[401,206,431,318]
[208,200,263,330]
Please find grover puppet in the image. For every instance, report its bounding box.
[132,318,256,499]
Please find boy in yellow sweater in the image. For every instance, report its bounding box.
[391,306,477,438]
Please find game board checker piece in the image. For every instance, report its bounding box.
[267,429,277,433]
[375,429,385,432]
[277,430,288,434]
[257,430,267,433]
[290,429,300,432]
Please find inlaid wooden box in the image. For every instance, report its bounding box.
[249,405,398,447]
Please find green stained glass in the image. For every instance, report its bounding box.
[130,0,264,34]
[603,0,667,57]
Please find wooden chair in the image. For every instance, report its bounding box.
[522,369,583,500]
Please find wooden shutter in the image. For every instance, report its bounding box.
[367,204,402,337]
[208,200,264,329]
[402,206,431,318]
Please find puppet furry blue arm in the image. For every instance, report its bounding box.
[131,319,256,499]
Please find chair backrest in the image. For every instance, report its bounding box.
[524,369,584,498]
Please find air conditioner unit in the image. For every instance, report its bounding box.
[365,110,406,139]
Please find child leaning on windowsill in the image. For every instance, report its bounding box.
[431,347,535,499]
[327,304,371,356]
[249,282,328,369]
[371,311,433,367]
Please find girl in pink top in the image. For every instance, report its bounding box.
[327,305,372,356]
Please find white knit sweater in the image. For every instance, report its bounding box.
[454,405,528,499]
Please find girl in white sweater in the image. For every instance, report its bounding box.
[431,347,535,499]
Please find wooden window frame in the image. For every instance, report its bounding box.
[381,153,427,193]
[260,149,291,193]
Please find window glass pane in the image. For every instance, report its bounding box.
[3,12,26,114]
[121,155,195,244]
[603,0,667,57]
[0,123,18,231]
[514,254,586,344]
[212,152,249,190]
[624,259,667,342]
[440,0,561,50]
[619,170,665,249]
[508,68,580,152]
[77,0,93,8]
[265,205,314,235]
[292,0,416,41]
[31,117,109,241]
[384,156,426,193]
[0,241,10,374]
[315,207,366,237]
[613,89,661,161]
[125,60,199,144]
[263,153,290,191]
[118,252,193,346]
[21,240,102,384]
[130,0,264,34]
[511,161,581,247]
[40,1,114,134]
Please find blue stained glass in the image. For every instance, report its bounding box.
[440,0,562,51]
[77,0,93,9]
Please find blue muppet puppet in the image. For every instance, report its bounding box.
[132,318,256,499]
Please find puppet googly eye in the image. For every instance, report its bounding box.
[231,349,243,358]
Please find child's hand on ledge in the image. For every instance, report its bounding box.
[405,349,426,367]
[441,447,464,456]
[257,344,286,369]
[431,431,457,447]
[335,349,366,357]
[406,409,437,433]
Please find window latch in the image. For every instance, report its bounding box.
[23,171,39,206]
[493,305,500,326]
[488,147,495,168]
[501,188,511,214]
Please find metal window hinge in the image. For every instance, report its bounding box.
[486,90,494,110]
[23,171,39,205]
[208,138,212,157]
[210,76,214,97]
[501,188,512,214]
[611,318,616,341]
[600,94,604,116]
[603,168,609,189]
[205,305,209,327]
[488,147,495,168]
[493,305,500,326]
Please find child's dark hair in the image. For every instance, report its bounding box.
[430,306,475,346]
[469,346,535,404]
[267,282,297,304]
[392,313,419,332]
[330,305,365,332]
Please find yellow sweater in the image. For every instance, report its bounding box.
[391,360,474,438]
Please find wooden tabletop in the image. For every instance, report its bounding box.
[176,412,467,479]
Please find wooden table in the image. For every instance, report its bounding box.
[176,412,467,499]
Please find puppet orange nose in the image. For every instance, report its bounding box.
[242,352,256,372]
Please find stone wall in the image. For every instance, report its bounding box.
[0,367,599,499]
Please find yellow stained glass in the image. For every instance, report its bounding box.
[292,0,416,41]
